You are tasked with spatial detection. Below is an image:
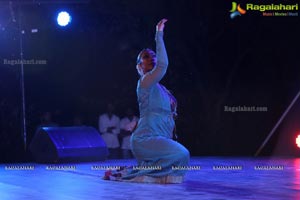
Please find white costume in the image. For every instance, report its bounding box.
[98,114,120,148]
[120,116,139,149]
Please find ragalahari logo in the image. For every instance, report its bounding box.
[230,2,247,19]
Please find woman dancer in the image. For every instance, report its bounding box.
[104,19,190,184]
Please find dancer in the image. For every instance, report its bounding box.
[104,19,190,184]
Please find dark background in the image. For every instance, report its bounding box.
[0,0,299,162]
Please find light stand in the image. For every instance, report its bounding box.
[255,90,300,156]
[17,3,27,151]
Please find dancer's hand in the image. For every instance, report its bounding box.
[156,18,168,32]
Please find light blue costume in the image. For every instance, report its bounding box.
[122,31,190,180]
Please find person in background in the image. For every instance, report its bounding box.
[119,108,138,159]
[98,103,120,159]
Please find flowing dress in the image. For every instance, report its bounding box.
[105,31,190,183]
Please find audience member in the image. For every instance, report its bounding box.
[98,103,120,159]
[119,108,138,159]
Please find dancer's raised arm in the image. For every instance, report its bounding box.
[136,19,169,88]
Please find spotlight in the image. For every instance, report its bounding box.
[296,134,300,148]
[57,11,72,27]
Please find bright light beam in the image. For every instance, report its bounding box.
[57,11,72,27]
[296,134,300,149]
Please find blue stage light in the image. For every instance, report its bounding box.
[57,11,72,27]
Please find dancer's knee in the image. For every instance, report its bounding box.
[178,147,190,161]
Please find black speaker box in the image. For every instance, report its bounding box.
[30,126,108,163]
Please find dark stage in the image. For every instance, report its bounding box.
[1,157,299,200]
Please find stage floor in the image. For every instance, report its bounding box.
[0,157,299,200]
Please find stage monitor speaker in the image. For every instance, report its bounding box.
[30,126,108,163]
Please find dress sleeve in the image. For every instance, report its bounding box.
[139,31,169,88]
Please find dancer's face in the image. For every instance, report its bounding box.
[136,49,156,76]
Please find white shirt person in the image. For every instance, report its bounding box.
[98,103,120,158]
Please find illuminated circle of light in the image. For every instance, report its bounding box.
[296,134,300,148]
[57,11,72,27]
